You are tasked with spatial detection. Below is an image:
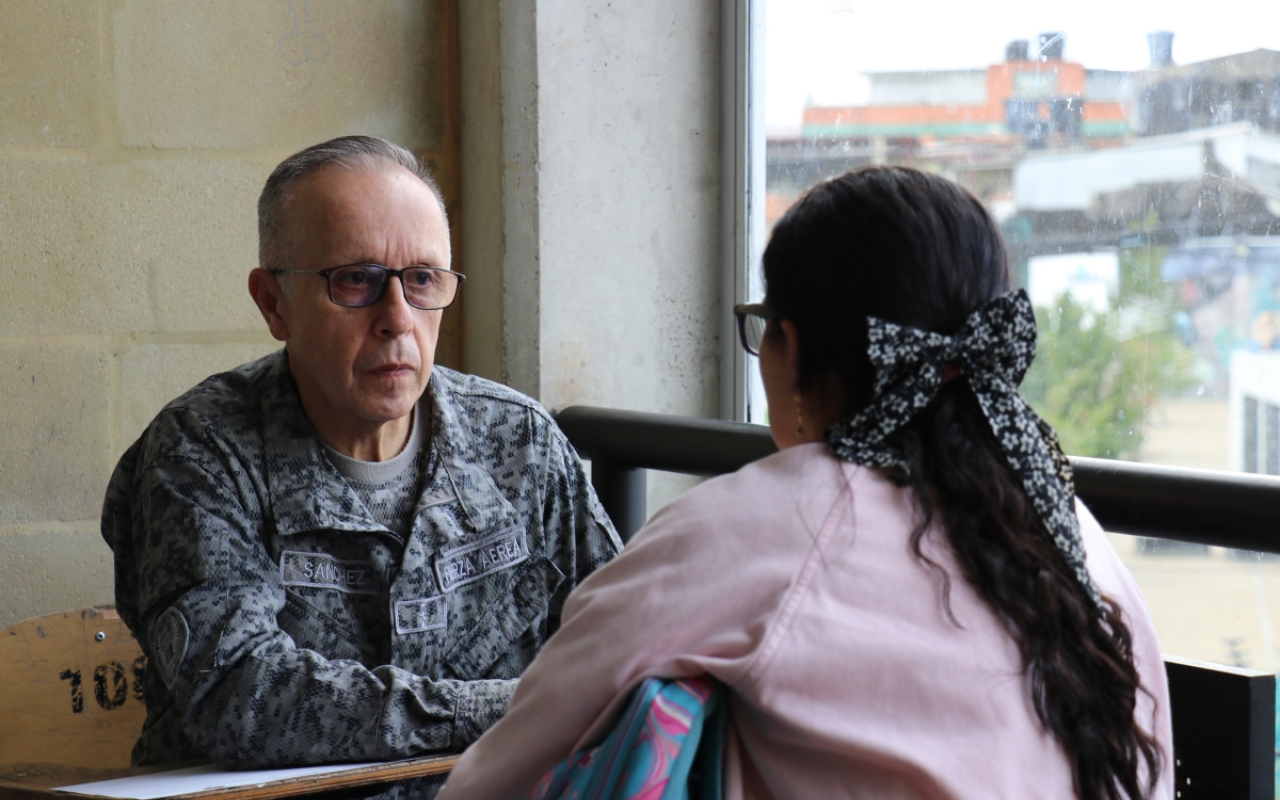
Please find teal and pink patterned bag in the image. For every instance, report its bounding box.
[520,676,726,800]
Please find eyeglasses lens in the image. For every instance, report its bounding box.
[402,268,458,310]
[744,314,767,355]
[328,265,384,307]
[328,265,458,310]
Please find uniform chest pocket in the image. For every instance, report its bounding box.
[277,550,390,666]
[279,592,383,665]
[439,550,565,679]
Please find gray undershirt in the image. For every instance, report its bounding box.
[321,402,428,540]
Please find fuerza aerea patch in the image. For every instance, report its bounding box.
[435,527,530,591]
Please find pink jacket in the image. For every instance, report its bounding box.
[439,443,1174,800]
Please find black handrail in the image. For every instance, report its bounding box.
[555,405,1280,550]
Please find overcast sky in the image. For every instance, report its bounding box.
[766,0,1280,134]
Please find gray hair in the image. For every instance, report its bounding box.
[257,135,447,270]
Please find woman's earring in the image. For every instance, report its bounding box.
[795,397,804,437]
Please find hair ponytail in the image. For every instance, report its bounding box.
[898,384,1160,800]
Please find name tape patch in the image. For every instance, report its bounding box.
[281,551,382,595]
[395,596,449,634]
[435,527,530,591]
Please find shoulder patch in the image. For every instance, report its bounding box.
[151,607,190,690]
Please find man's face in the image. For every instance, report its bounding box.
[262,164,450,437]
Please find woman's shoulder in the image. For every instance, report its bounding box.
[631,442,901,560]
[649,443,843,519]
[1075,499,1165,653]
[1075,500,1140,597]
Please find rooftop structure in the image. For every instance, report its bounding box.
[801,34,1129,145]
[1130,49,1280,136]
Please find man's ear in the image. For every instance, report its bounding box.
[248,268,290,342]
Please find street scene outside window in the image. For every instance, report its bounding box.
[764,1,1280,782]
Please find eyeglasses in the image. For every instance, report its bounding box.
[733,302,777,356]
[270,264,465,310]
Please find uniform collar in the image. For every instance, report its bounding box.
[423,367,520,533]
[261,352,388,537]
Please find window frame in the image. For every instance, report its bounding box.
[720,0,766,423]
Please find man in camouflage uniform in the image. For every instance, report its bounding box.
[101,136,621,774]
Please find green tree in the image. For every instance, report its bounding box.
[1021,292,1190,459]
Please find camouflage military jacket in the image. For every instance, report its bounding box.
[101,350,621,768]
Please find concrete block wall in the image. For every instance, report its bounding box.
[0,0,460,628]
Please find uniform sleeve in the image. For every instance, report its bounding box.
[534,419,624,632]
[124,436,515,767]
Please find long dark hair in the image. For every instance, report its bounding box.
[763,166,1162,800]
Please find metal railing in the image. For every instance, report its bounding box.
[556,405,1280,551]
[553,404,1280,799]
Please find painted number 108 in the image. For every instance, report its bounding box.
[58,656,148,713]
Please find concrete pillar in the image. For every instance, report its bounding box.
[459,0,723,514]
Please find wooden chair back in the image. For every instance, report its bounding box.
[0,606,147,768]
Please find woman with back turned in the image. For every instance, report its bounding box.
[439,167,1172,800]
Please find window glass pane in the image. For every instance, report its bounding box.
[765,1,1279,471]
[764,0,1280,759]
[1109,535,1280,665]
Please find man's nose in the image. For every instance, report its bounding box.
[375,274,416,336]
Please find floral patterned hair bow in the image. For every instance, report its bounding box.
[825,288,1103,609]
